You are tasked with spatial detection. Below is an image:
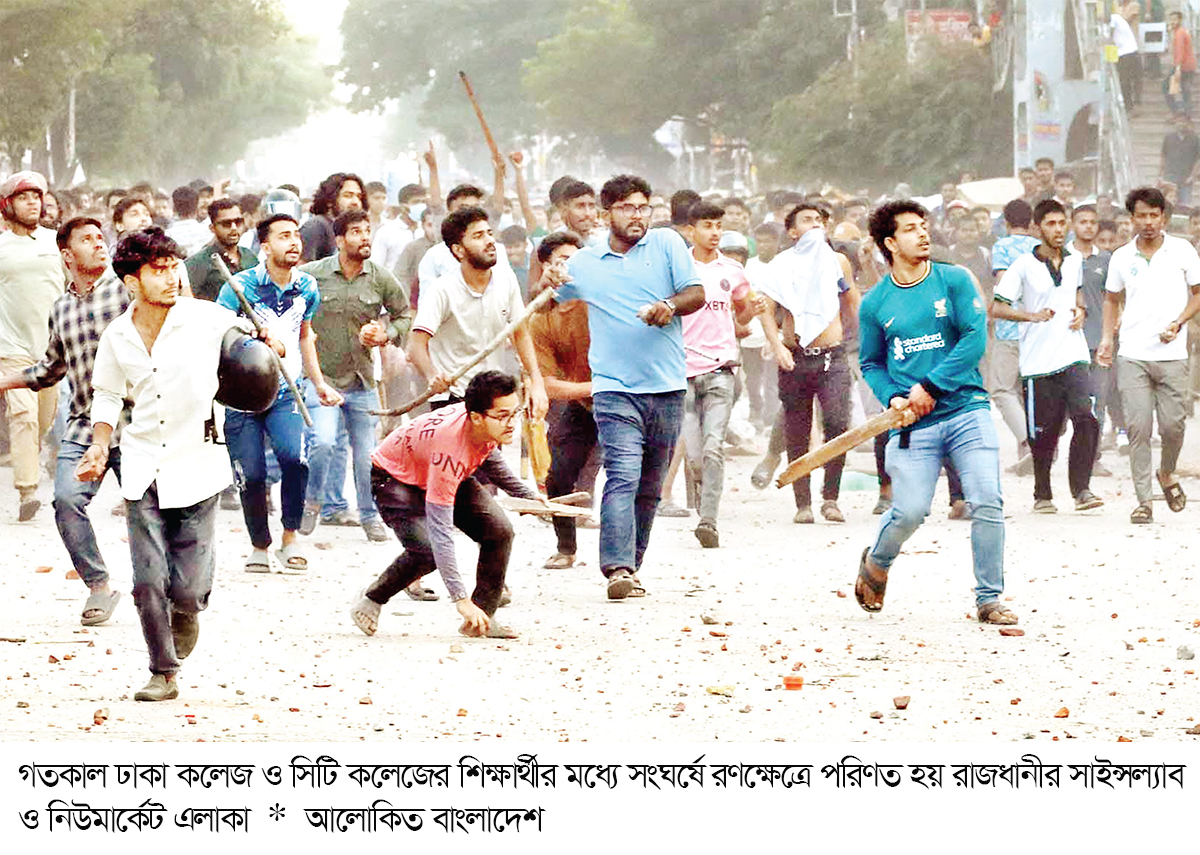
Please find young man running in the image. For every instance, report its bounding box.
[857,200,1016,626]
[993,199,1102,513]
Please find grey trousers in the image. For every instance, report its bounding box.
[127,482,218,676]
[682,368,737,525]
[986,338,1027,447]
[1117,357,1188,505]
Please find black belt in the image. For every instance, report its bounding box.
[789,342,843,357]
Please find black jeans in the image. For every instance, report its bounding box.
[365,467,512,616]
[1024,363,1099,501]
[545,401,597,555]
[778,346,851,509]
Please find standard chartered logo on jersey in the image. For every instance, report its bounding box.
[892,332,946,361]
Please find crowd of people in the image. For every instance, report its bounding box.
[2,141,1198,702]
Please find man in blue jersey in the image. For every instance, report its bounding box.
[857,200,1017,625]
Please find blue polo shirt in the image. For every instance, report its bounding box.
[216,263,320,385]
[558,228,700,394]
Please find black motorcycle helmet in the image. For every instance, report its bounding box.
[216,327,280,413]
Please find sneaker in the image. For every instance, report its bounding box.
[1033,499,1057,514]
[321,509,359,527]
[362,517,390,542]
[947,499,971,520]
[694,520,720,548]
[350,588,381,636]
[134,674,178,702]
[1074,490,1104,511]
[793,506,815,524]
[299,502,320,536]
[656,500,690,518]
[750,453,780,489]
[820,500,845,523]
[171,609,199,660]
[606,568,635,600]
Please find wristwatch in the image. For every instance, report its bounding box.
[663,298,677,314]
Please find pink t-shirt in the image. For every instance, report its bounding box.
[682,251,751,378]
[371,404,495,506]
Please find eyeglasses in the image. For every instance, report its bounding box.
[215,217,244,227]
[609,203,653,218]
[485,408,520,424]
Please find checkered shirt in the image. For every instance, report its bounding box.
[21,270,131,447]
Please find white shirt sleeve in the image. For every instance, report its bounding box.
[993,258,1024,305]
[89,326,127,430]
[412,277,448,336]
[1181,241,1200,287]
[1105,250,1126,293]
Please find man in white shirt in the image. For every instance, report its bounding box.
[416,185,513,300]
[372,183,427,275]
[993,199,1102,513]
[164,186,210,257]
[1113,2,1142,110]
[81,228,276,702]
[1099,186,1200,524]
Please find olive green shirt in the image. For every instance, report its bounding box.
[300,254,412,391]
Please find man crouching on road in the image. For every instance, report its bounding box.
[350,370,545,640]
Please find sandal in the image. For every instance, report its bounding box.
[459,616,519,639]
[81,589,121,626]
[627,573,647,598]
[1130,503,1154,524]
[275,543,308,574]
[350,589,380,636]
[1157,470,1186,513]
[977,601,1019,625]
[244,548,271,574]
[854,547,887,613]
[542,552,576,570]
[403,581,439,601]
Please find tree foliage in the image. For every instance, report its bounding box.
[1,0,330,185]
[761,26,1012,190]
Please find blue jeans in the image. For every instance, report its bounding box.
[593,390,685,575]
[224,385,309,548]
[53,439,122,589]
[319,418,351,516]
[869,407,1005,606]
[126,483,218,676]
[304,382,381,523]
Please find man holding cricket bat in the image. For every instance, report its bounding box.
[857,200,1017,625]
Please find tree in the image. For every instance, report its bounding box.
[761,27,1012,191]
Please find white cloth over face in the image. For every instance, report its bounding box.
[759,227,843,348]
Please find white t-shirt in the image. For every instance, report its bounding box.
[994,249,1090,378]
[411,264,525,398]
[1106,234,1200,362]
[0,226,65,359]
[740,256,771,348]
[1111,14,1139,57]
[372,218,418,275]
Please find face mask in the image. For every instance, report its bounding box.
[407,203,426,223]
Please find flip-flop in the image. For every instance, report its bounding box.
[977,602,1019,625]
[458,617,519,639]
[274,544,308,574]
[854,547,887,613]
[542,552,576,570]
[1157,470,1186,513]
[245,549,271,573]
[81,589,121,626]
[403,581,439,601]
[350,589,380,636]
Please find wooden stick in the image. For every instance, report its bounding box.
[499,497,594,518]
[371,286,557,417]
[459,71,502,165]
[548,491,590,506]
[776,407,913,488]
[210,254,313,428]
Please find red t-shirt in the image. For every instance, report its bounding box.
[371,404,495,506]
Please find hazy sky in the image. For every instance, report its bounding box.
[279,0,347,62]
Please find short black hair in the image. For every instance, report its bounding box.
[441,205,490,251]
[548,175,580,206]
[669,188,701,225]
[1071,203,1097,218]
[1035,156,1055,168]
[397,183,426,205]
[446,183,486,209]
[602,175,653,211]
[111,227,184,279]
[1002,198,1033,228]
[464,370,518,414]
[536,230,585,264]
[868,199,930,265]
[365,181,387,195]
[1125,186,1167,214]
[558,180,595,206]
[687,201,725,225]
[57,217,103,250]
[724,196,749,211]
[171,185,199,218]
[257,213,299,244]
[499,224,527,246]
[104,188,127,207]
[784,202,822,232]
[112,196,149,225]
[1033,198,1067,224]
[1019,166,1036,177]
[238,194,262,216]
[333,209,371,237]
[1054,170,1075,182]
[311,172,365,218]
[208,197,240,223]
[753,222,784,238]
[1096,219,1118,233]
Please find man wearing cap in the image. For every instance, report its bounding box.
[0,171,66,521]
